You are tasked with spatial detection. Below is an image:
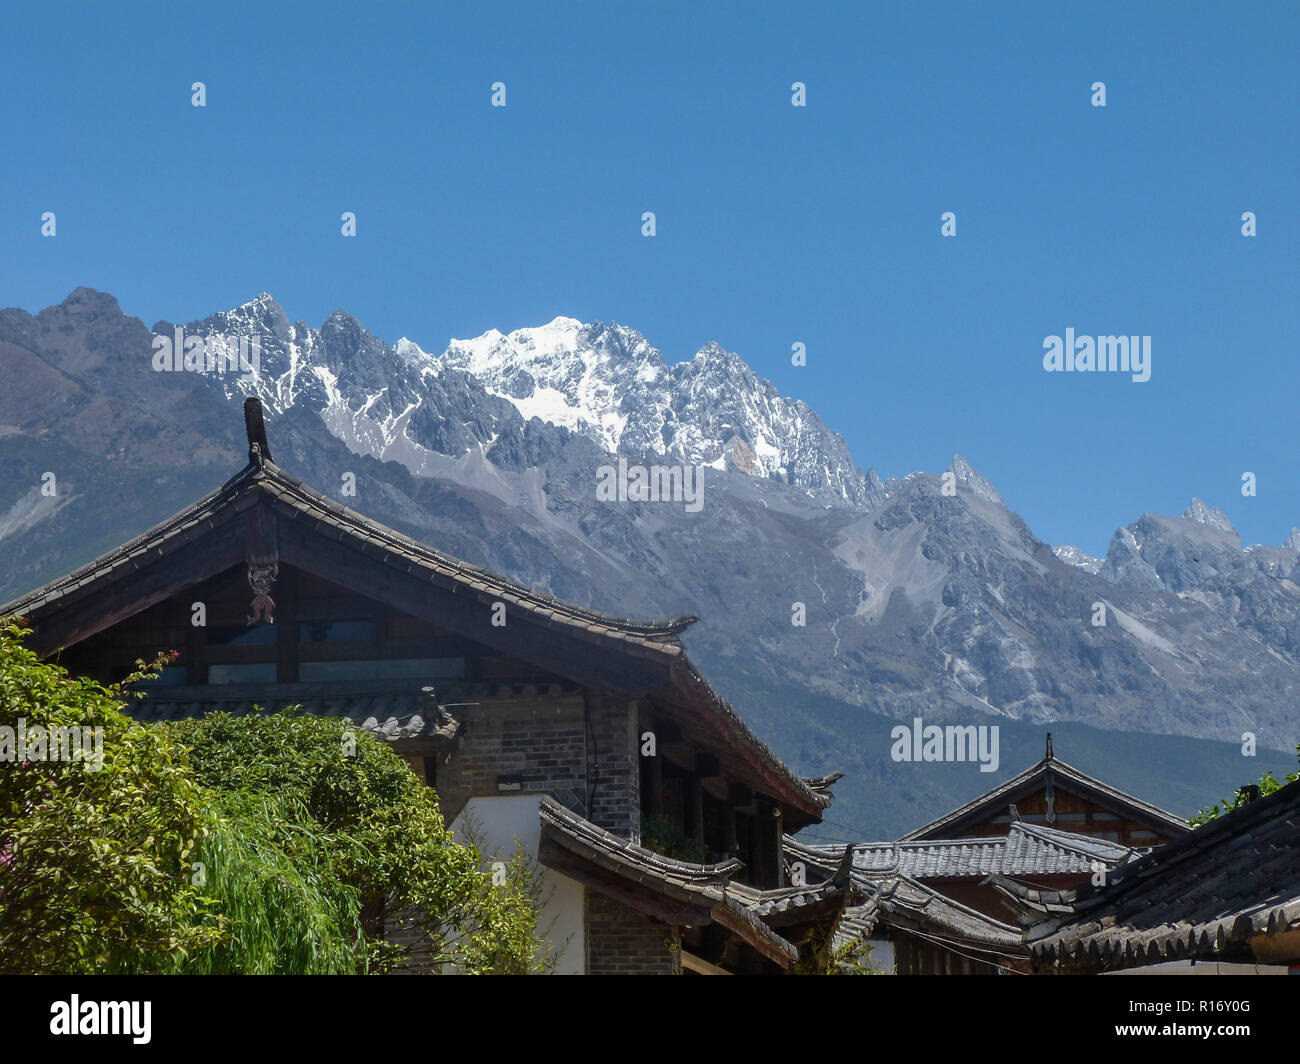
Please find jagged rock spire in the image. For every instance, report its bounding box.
[1183,497,1236,535]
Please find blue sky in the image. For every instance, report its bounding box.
[2,1,1296,556]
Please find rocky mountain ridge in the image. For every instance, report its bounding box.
[1,288,1297,834]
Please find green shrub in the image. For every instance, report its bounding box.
[1189,744,1300,827]
[168,710,547,973]
[0,623,218,973]
[0,622,547,974]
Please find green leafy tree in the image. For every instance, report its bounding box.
[823,935,887,975]
[1,623,548,974]
[1189,744,1299,827]
[0,623,219,973]
[147,790,367,974]
[168,710,549,973]
[795,921,888,975]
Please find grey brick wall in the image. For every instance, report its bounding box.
[584,890,679,975]
[438,689,640,839]
[585,689,641,840]
[438,693,586,822]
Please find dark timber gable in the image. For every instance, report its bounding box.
[3,401,837,933]
[901,735,1191,848]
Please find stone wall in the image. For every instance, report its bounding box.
[584,689,641,840]
[584,890,679,975]
[437,689,640,839]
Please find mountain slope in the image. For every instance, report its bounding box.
[1,288,1297,837]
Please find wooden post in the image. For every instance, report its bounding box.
[756,795,783,888]
[276,566,298,682]
[642,718,664,819]
[723,791,739,857]
[729,782,753,877]
[771,801,785,888]
[684,764,704,848]
[185,601,206,685]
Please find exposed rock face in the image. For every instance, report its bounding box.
[1054,545,1103,575]
[3,289,1299,773]
[429,319,880,508]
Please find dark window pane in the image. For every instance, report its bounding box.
[135,665,190,688]
[297,658,465,682]
[298,620,376,643]
[207,663,278,684]
[207,625,277,646]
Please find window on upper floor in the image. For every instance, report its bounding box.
[207,663,279,684]
[297,658,465,682]
[133,665,190,687]
[206,625,277,646]
[298,620,375,643]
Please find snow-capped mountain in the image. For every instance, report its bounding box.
[3,288,1300,835]
[192,299,884,509]
[1183,497,1238,535]
[1053,545,1103,574]
[429,319,886,508]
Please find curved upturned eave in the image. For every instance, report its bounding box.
[1,457,698,657]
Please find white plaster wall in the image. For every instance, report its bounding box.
[450,795,585,974]
[870,935,896,973]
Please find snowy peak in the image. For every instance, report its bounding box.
[440,317,668,455]
[1054,544,1103,574]
[394,336,432,367]
[686,340,750,373]
[1183,497,1237,536]
[1285,528,1300,552]
[446,316,593,377]
[172,299,880,509]
[437,318,876,508]
[215,292,292,341]
[949,455,1004,506]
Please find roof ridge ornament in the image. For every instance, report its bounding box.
[1045,732,1054,761]
[243,396,273,466]
[832,840,857,886]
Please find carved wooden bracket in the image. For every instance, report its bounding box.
[245,506,279,625]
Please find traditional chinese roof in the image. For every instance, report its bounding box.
[1002,777,1300,972]
[735,879,854,919]
[787,834,1025,961]
[2,451,696,655]
[901,737,1190,841]
[842,875,1026,958]
[537,796,801,969]
[832,906,877,953]
[2,400,832,819]
[791,823,1139,968]
[734,840,858,923]
[789,820,1143,881]
[860,822,1142,879]
[800,771,844,802]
